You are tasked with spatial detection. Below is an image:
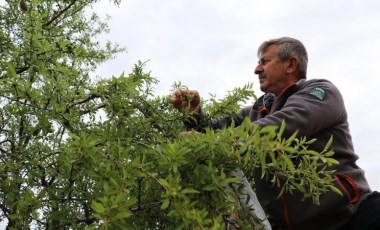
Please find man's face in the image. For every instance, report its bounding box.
[254,44,290,96]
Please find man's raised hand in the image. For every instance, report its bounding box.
[169,89,200,113]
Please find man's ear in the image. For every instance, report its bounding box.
[286,57,298,74]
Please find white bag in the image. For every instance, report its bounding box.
[226,169,272,230]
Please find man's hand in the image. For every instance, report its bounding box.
[169,89,200,113]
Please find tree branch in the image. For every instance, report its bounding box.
[43,0,78,28]
[130,201,163,212]
[16,65,30,75]
[74,94,101,105]
[79,103,106,115]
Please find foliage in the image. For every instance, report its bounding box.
[0,0,340,229]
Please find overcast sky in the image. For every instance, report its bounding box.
[93,0,380,191]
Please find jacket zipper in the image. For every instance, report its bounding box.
[270,83,297,114]
[270,84,297,230]
[279,194,293,230]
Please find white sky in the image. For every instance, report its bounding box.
[93,0,380,191]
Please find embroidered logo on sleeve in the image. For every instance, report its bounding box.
[309,87,326,100]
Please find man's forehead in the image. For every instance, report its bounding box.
[258,51,273,59]
[258,45,278,58]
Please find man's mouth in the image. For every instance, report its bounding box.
[258,74,267,80]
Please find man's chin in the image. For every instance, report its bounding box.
[259,84,268,92]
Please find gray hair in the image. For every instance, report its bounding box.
[257,37,308,79]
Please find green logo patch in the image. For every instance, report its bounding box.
[309,87,326,100]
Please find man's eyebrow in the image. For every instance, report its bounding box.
[259,54,270,59]
[258,56,270,63]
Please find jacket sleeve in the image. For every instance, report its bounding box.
[253,80,347,138]
[184,106,252,132]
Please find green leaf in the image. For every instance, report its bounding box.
[161,199,170,209]
[202,184,217,191]
[325,157,339,166]
[284,130,299,145]
[113,211,132,220]
[323,136,334,152]
[329,185,343,196]
[68,132,80,140]
[181,188,200,194]
[7,63,17,78]
[324,149,335,157]
[91,201,106,214]
[159,178,170,188]
[280,154,295,173]
[277,120,286,139]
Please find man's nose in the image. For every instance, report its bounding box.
[254,65,262,75]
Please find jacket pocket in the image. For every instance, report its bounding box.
[335,173,360,206]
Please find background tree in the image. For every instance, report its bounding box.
[0,0,340,229]
[0,0,123,228]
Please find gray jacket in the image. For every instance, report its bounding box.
[187,79,372,230]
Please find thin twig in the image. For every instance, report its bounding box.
[43,0,78,28]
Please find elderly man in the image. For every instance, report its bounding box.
[170,37,380,230]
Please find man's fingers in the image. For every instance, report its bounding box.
[169,97,184,108]
[169,90,184,106]
[169,97,178,105]
[169,89,200,110]
[175,89,183,97]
